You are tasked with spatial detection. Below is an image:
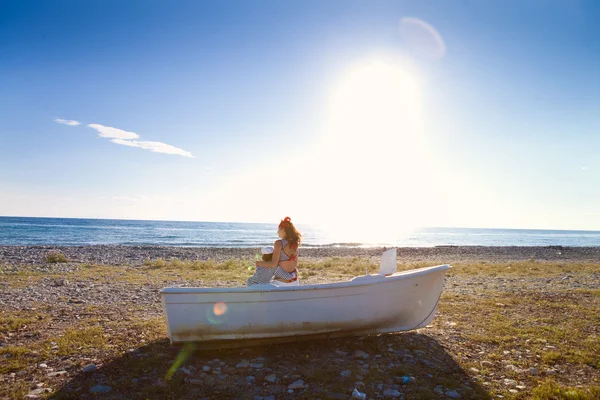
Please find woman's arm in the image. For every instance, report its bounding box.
[278,259,297,272]
[255,240,282,269]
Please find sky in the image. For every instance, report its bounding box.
[0,0,599,236]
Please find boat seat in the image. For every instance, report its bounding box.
[379,248,397,276]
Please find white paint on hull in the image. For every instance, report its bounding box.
[161,264,451,344]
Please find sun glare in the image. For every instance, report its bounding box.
[302,58,438,242]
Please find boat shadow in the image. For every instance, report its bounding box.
[52,332,492,399]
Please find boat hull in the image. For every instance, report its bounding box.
[160,264,451,346]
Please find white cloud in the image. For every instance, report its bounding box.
[55,118,80,126]
[88,124,140,140]
[111,138,194,158]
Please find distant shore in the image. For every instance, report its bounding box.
[1,244,600,267]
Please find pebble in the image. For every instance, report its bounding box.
[202,365,211,372]
[480,361,493,367]
[445,389,462,399]
[90,385,112,394]
[38,363,48,369]
[529,367,539,375]
[287,379,305,389]
[383,389,401,398]
[355,350,369,359]
[264,374,277,383]
[82,364,97,373]
[340,370,352,378]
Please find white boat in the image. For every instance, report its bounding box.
[160,249,451,348]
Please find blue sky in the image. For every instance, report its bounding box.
[1,0,598,233]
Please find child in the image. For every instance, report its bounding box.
[246,245,298,287]
[246,246,277,286]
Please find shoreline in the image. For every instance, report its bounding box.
[1,244,600,267]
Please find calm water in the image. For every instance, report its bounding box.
[0,216,598,247]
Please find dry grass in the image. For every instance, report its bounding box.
[1,258,599,399]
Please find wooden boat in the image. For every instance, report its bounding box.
[160,249,451,347]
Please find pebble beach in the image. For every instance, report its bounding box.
[1,245,599,399]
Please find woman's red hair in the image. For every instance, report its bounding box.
[278,216,302,250]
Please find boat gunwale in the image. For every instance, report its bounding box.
[160,264,451,295]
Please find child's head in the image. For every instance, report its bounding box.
[261,246,274,261]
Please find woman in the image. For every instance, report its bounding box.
[247,216,302,286]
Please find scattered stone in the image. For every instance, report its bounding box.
[47,370,67,377]
[383,389,401,398]
[340,370,352,378]
[287,379,305,389]
[185,378,202,385]
[335,350,348,356]
[352,387,367,400]
[469,367,479,373]
[38,363,48,369]
[480,361,493,367]
[250,363,264,368]
[131,378,139,384]
[529,367,539,375]
[355,350,369,359]
[434,386,444,395]
[264,374,276,383]
[90,385,112,394]
[202,365,211,372]
[246,376,255,384]
[445,389,462,399]
[236,360,250,368]
[82,364,97,373]
[25,388,50,399]
[545,368,557,375]
[503,379,517,387]
[516,385,527,390]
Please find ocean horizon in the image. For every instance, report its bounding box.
[0,216,598,248]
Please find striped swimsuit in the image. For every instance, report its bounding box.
[246,239,298,286]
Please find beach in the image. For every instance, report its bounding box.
[1,245,599,399]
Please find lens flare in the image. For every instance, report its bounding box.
[206,302,228,325]
[399,17,446,59]
[213,302,227,316]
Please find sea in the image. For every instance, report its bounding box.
[0,216,598,247]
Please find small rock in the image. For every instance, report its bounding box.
[185,378,202,385]
[445,390,462,399]
[82,364,97,373]
[545,368,557,375]
[335,350,348,356]
[38,363,48,369]
[131,378,139,384]
[355,350,369,359]
[202,365,211,372]
[503,379,517,387]
[516,385,527,390]
[90,385,112,394]
[480,361,493,367]
[287,379,305,389]
[383,389,401,398]
[47,370,67,377]
[180,367,193,376]
[25,388,50,399]
[340,370,352,378]
[529,367,539,375]
[237,360,250,368]
[469,367,479,373]
[250,363,264,368]
[246,376,256,384]
[434,386,444,395]
[352,388,367,400]
[264,374,276,383]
